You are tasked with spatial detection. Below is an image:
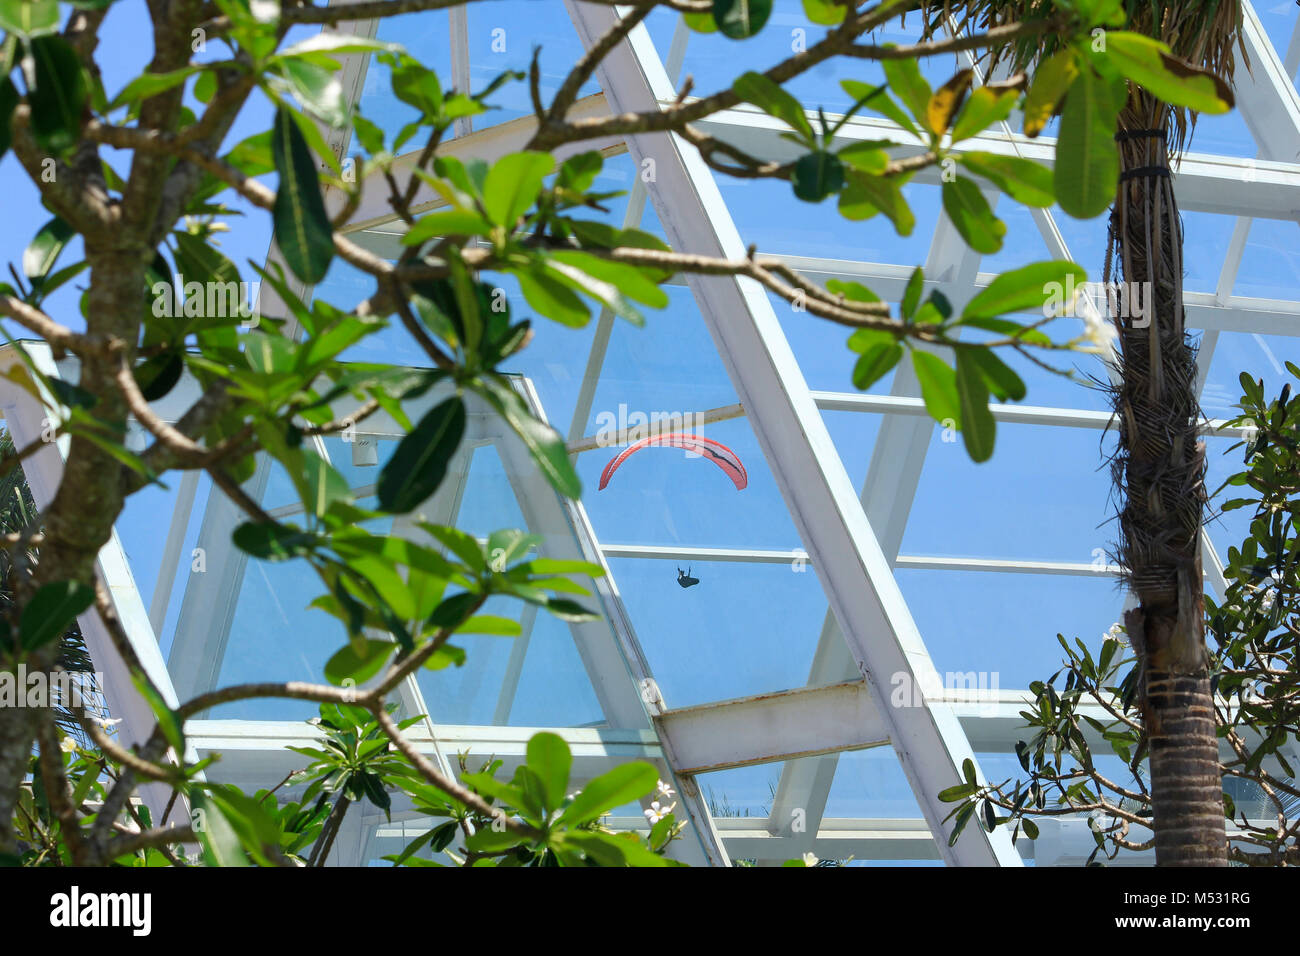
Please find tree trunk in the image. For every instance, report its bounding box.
[1110,91,1226,866]
[0,246,145,857]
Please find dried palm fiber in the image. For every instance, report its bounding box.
[1106,91,1206,676]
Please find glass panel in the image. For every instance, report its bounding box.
[901,421,1115,562]
[610,556,826,706]
[466,0,597,129]
[1232,217,1300,300]
[896,568,1126,687]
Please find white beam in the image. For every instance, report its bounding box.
[656,682,890,774]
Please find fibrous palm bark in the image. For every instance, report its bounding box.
[922,0,1244,865]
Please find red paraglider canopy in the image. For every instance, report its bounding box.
[598,433,748,491]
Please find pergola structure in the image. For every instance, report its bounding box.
[5,0,1299,865]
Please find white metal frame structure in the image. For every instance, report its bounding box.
[4,0,1300,866]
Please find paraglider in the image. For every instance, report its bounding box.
[676,567,699,588]
[598,433,748,491]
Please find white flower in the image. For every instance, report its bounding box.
[1107,623,1124,639]
[1083,314,1117,352]
[93,716,122,732]
[802,852,819,867]
[643,799,675,826]
[1074,295,1117,353]
[1262,590,1276,611]
[656,779,675,798]
[59,737,78,754]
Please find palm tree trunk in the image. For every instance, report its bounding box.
[1110,90,1226,866]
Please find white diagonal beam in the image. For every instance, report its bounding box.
[568,1,1020,865]
[767,204,989,846]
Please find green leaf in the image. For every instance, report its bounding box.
[279,58,348,126]
[232,522,318,560]
[955,349,996,462]
[683,10,717,32]
[131,670,185,757]
[516,267,590,327]
[957,152,1054,208]
[1054,68,1119,218]
[540,255,651,325]
[962,260,1088,322]
[352,114,384,155]
[483,151,553,227]
[456,615,522,635]
[1101,33,1232,114]
[556,761,657,827]
[20,580,93,651]
[966,347,1026,402]
[732,71,814,143]
[938,782,977,802]
[1022,818,1039,840]
[377,397,467,513]
[0,0,59,36]
[827,278,881,303]
[790,151,844,202]
[713,0,771,39]
[464,825,526,854]
[941,177,1005,254]
[191,792,249,868]
[901,266,923,320]
[1023,49,1078,137]
[853,341,903,390]
[28,36,88,155]
[547,250,667,310]
[134,352,184,402]
[555,150,604,195]
[402,208,494,244]
[912,351,960,428]
[279,32,403,57]
[324,639,394,685]
[882,56,933,129]
[109,66,202,111]
[526,732,571,814]
[472,376,581,499]
[837,141,889,174]
[23,216,74,283]
[224,130,274,176]
[271,105,335,283]
[950,86,1018,142]
[801,0,845,25]
[838,169,914,234]
[841,80,918,138]
[540,597,599,622]
[848,330,902,390]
